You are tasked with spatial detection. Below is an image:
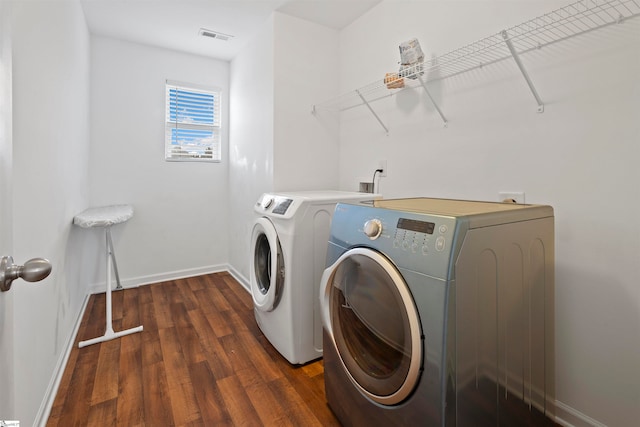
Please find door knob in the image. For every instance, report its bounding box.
[0,256,52,292]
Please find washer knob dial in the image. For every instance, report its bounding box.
[364,219,382,239]
[261,197,274,210]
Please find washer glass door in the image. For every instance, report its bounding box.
[250,217,284,311]
[321,247,422,405]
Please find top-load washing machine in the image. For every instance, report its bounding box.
[320,198,555,426]
[250,190,379,365]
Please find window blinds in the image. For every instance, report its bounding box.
[165,81,221,161]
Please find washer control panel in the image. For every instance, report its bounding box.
[360,215,453,259]
[272,198,293,215]
[332,202,460,279]
[256,195,295,216]
[393,217,445,255]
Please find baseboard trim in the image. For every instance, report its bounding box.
[227,265,250,292]
[86,264,229,295]
[35,292,90,427]
[554,400,606,427]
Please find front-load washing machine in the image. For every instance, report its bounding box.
[320,198,555,426]
[250,190,379,365]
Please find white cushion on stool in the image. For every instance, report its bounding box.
[73,204,134,228]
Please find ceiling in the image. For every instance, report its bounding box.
[81,0,382,61]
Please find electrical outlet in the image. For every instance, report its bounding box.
[498,191,525,204]
[378,160,387,177]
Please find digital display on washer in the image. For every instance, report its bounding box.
[272,198,293,215]
[397,218,435,234]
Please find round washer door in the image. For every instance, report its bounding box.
[250,217,284,312]
[320,247,422,406]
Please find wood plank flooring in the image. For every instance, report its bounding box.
[47,272,340,427]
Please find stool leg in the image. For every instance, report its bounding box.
[78,226,143,348]
[104,228,115,335]
[106,227,123,290]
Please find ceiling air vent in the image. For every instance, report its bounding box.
[199,28,234,42]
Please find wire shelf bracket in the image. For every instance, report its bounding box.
[356,89,389,134]
[417,76,449,126]
[501,30,545,113]
[312,0,640,132]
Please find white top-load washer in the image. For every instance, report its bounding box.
[250,190,380,365]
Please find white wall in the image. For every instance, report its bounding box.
[11,1,94,425]
[90,37,230,289]
[228,13,340,283]
[336,1,640,426]
[272,13,340,191]
[228,15,275,284]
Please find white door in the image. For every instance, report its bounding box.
[0,1,15,418]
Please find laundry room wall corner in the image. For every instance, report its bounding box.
[229,12,342,279]
[90,36,230,283]
[229,15,275,281]
[272,12,340,192]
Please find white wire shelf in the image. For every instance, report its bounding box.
[313,0,640,131]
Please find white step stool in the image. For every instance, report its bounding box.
[73,204,143,348]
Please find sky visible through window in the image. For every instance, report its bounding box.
[166,84,220,161]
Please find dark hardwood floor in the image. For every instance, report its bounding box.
[46,272,340,426]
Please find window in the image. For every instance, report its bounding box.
[165,80,221,162]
